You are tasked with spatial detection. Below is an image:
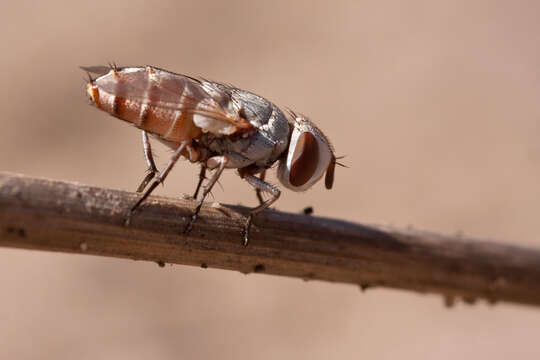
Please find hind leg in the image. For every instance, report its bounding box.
[126,141,189,225]
[136,131,159,193]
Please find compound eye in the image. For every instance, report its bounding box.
[289,132,320,187]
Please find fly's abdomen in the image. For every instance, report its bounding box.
[86,67,203,142]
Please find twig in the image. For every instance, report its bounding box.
[1,171,540,307]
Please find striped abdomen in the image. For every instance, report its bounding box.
[86,66,244,143]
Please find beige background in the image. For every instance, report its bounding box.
[1,0,540,358]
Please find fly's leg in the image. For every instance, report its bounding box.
[255,169,266,205]
[192,166,207,199]
[136,131,159,193]
[242,174,281,246]
[125,141,189,225]
[184,156,229,234]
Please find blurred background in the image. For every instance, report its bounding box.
[1,0,540,358]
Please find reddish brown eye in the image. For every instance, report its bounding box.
[290,132,319,187]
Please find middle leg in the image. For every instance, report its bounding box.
[136,130,159,193]
[184,156,229,234]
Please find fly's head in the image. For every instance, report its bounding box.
[277,114,336,192]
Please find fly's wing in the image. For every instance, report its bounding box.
[86,66,252,136]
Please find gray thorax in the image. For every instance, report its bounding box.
[198,84,291,169]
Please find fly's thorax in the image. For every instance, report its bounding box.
[197,124,283,169]
[195,87,291,169]
[229,89,290,162]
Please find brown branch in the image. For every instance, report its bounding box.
[1,172,540,307]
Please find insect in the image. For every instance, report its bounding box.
[82,65,338,245]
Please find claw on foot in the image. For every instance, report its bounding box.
[184,214,198,234]
[243,214,254,246]
[124,213,132,226]
[136,171,157,193]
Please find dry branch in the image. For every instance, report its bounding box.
[1,171,540,307]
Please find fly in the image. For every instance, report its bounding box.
[82,65,339,245]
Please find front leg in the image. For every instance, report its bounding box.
[242,174,281,246]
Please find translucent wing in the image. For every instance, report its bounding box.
[84,66,252,136]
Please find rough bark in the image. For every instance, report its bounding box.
[1,172,540,307]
